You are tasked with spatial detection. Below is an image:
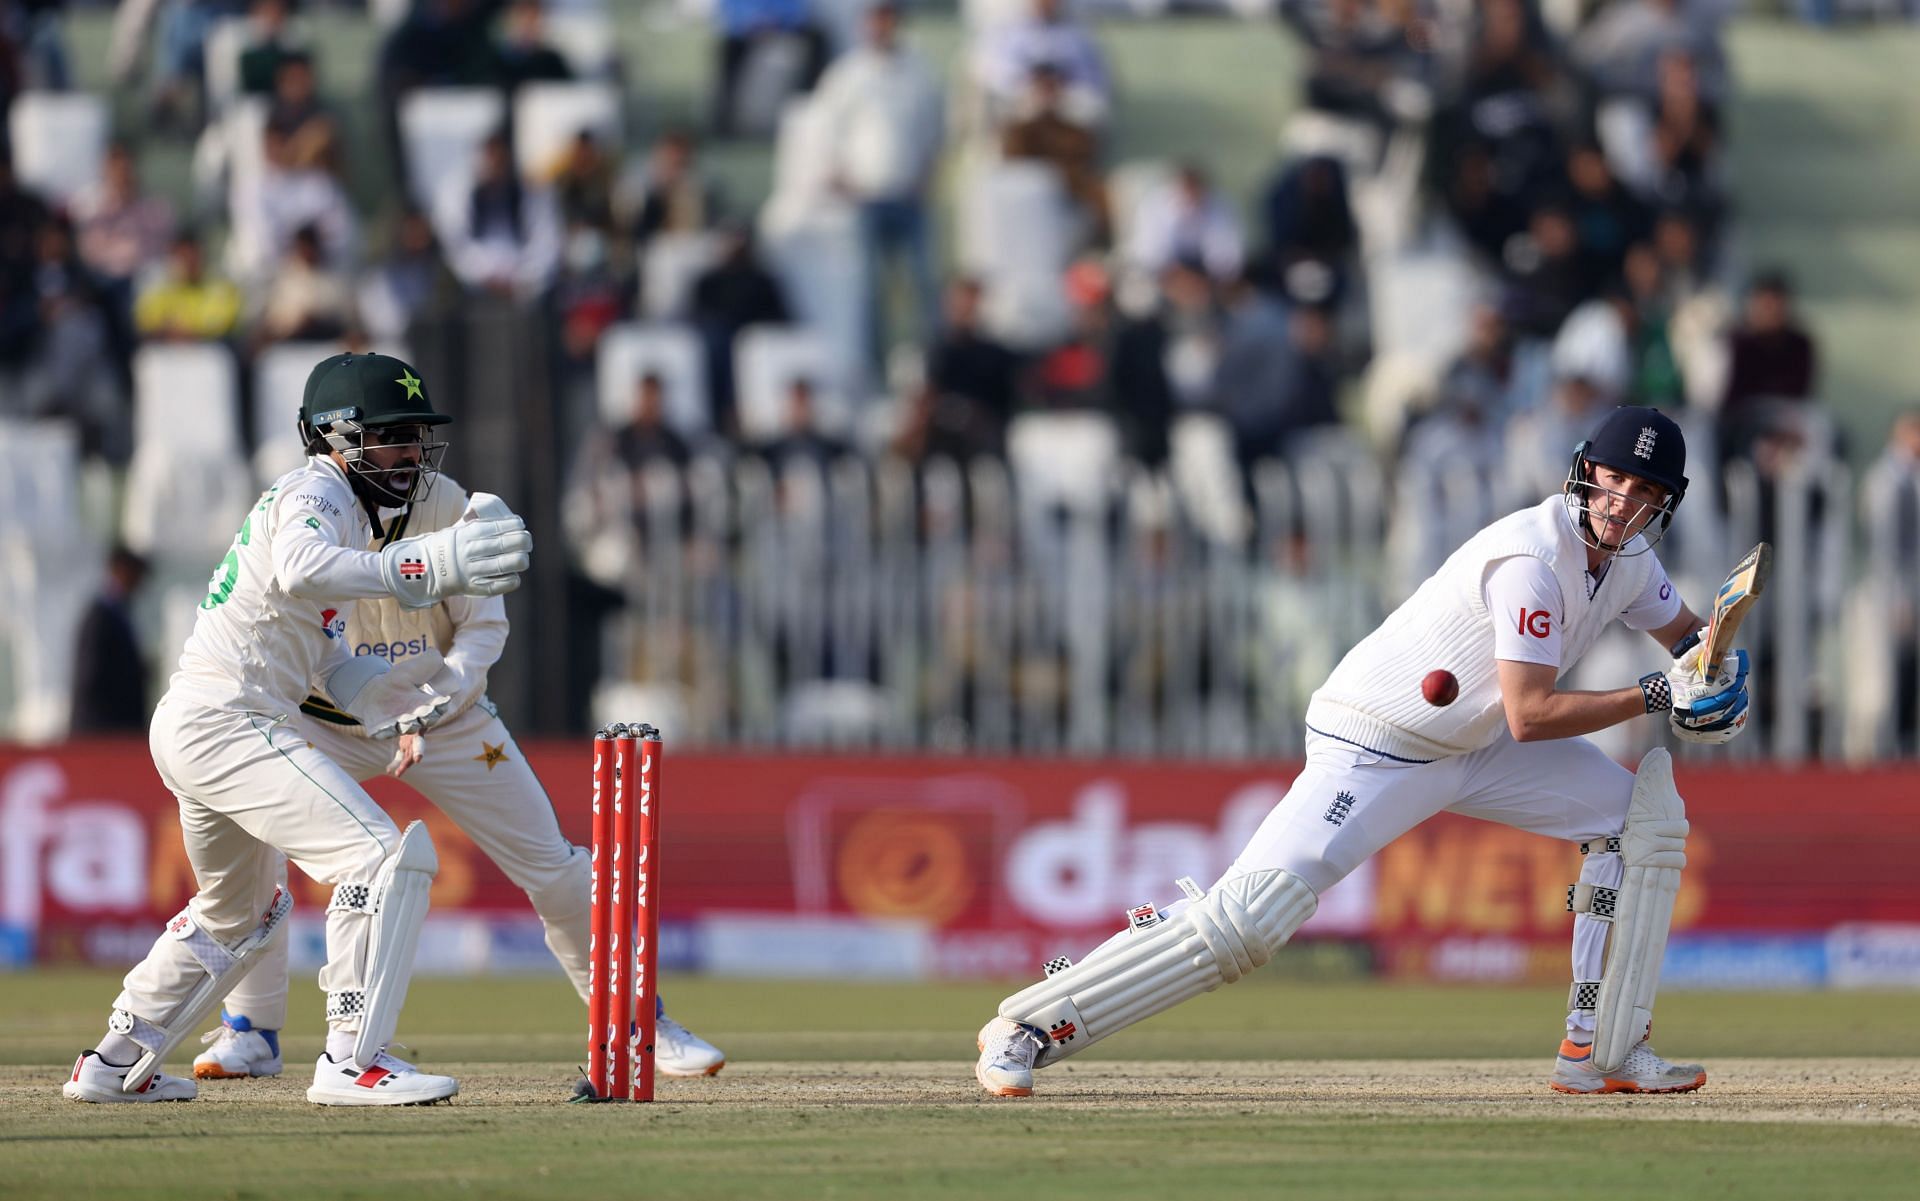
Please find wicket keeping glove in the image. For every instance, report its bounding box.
[379,492,531,610]
[325,650,454,739]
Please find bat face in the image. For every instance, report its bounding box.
[1700,542,1771,684]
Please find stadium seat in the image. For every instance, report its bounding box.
[1105,159,1171,262]
[369,0,412,29]
[959,160,1075,350]
[734,326,850,443]
[0,421,90,742]
[122,346,256,687]
[215,99,276,280]
[762,97,846,235]
[202,17,251,116]
[639,231,724,320]
[544,9,619,79]
[513,81,623,183]
[1169,412,1249,545]
[1007,411,1122,513]
[399,88,508,214]
[782,680,899,748]
[250,341,386,484]
[8,91,108,205]
[595,323,712,437]
[759,211,870,396]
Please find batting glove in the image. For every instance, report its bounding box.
[1668,648,1752,744]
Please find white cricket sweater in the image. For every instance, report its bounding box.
[1303,495,1663,761]
[166,457,383,716]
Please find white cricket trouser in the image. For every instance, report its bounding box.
[1226,729,1632,1034]
[119,695,405,1034]
[221,697,592,1024]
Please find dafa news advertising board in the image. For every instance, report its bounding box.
[3,742,1917,988]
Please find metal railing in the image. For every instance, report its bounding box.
[573,440,1919,763]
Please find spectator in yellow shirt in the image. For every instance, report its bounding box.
[134,232,243,342]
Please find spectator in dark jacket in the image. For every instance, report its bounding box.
[70,545,150,734]
[689,223,791,431]
[1721,269,1818,462]
[896,277,1020,463]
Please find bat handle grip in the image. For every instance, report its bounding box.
[1669,628,1703,660]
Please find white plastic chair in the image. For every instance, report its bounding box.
[8,92,108,205]
[399,88,508,213]
[1170,412,1250,545]
[1007,411,1122,513]
[639,231,724,320]
[759,212,871,395]
[251,341,346,484]
[544,10,619,79]
[595,323,712,437]
[203,17,251,115]
[513,81,622,183]
[122,346,256,685]
[961,160,1075,350]
[0,420,91,741]
[734,326,849,442]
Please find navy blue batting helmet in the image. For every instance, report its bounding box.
[1563,406,1688,552]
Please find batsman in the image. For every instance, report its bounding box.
[978,406,1758,1097]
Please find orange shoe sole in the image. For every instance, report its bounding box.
[193,1064,251,1080]
[658,1061,725,1078]
[974,1036,1033,1097]
[1551,1071,1706,1095]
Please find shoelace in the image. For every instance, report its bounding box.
[985,1024,1041,1065]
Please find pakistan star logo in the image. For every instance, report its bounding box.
[474,741,509,770]
[396,368,424,400]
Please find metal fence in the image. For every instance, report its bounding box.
[577,437,1918,763]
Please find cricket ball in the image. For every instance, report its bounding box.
[1422,669,1459,707]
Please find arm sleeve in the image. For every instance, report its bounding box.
[1619,555,1685,631]
[272,485,391,601]
[1484,555,1565,668]
[433,592,507,712]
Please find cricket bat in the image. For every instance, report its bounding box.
[1699,542,1771,684]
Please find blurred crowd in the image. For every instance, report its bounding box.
[1,0,1917,749]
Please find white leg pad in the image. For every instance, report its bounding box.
[352,821,438,1067]
[1592,749,1688,1073]
[999,869,1317,1066]
[122,886,293,1092]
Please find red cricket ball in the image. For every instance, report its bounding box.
[1422,669,1459,707]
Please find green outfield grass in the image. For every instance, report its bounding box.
[3,972,1919,1200]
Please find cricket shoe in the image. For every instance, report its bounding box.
[63,1050,197,1103]
[1550,1038,1706,1094]
[975,1017,1046,1098]
[194,1018,283,1079]
[656,1013,726,1077]
[306,1050,458,1107]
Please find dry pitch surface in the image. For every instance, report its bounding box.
[7,1057,1919,1122]
[5,974,1919,1200]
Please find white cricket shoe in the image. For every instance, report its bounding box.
[656,1012,726,1077]
[975,1017,1045,1098]
[306,1050,458,1107]
[63,1050,197,1103]
[194,1025,283,1079]
[1550,1037,1707,1094]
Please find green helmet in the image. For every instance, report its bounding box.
[298,352,451,507]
